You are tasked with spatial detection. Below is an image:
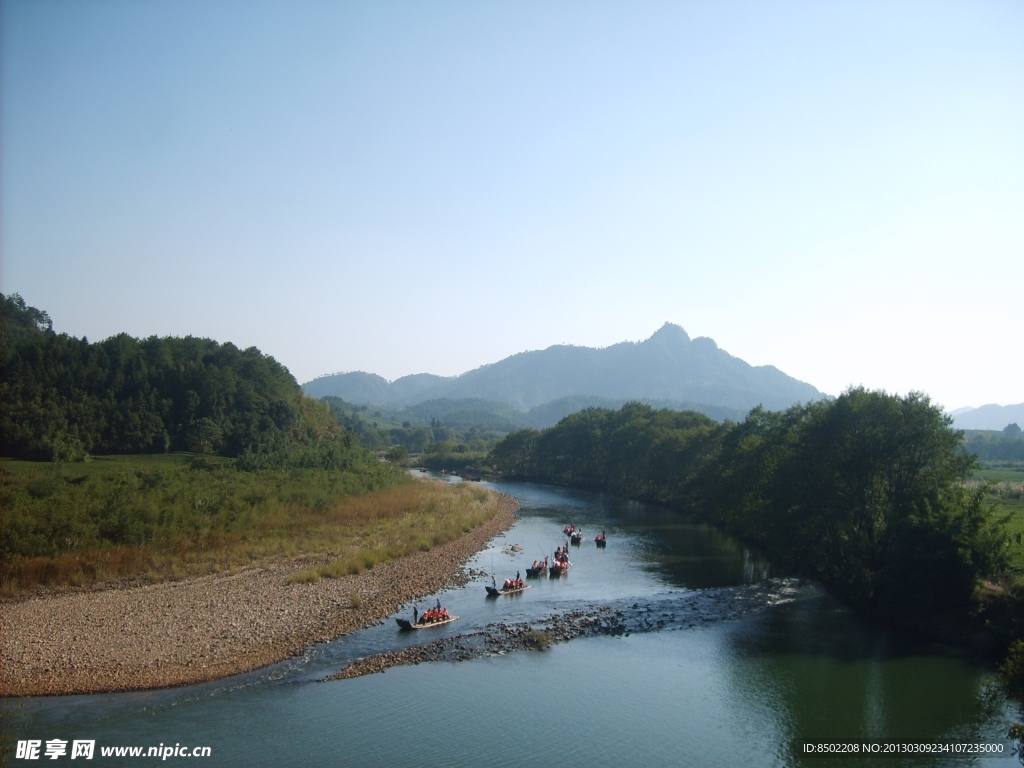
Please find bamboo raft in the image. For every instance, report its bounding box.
[485,584,531,597]
[396,615,459,630]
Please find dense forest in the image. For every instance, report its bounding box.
[491,391,1008,629]
[964,425,1024,464]
[1,293,345,463]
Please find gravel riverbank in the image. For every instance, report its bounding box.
[0,493,519,697]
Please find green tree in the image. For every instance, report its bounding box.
[426,440,457,457]
[187,418,223,454]
[386,445,409,464]
[697,389,1007,621]
[490,428,540,477]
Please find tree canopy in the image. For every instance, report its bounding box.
[491,389,1006,623]
[1,293,343,461]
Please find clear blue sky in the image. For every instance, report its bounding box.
[2,0,1021,410]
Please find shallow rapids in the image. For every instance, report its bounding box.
[331,578,803,679]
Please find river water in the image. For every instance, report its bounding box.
[3,478,1019,767]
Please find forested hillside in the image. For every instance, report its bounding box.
[1,293,342,461]
[518,395,744,428]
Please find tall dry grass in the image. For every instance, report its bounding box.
[0,479,500,596]
[1,547,154,591]
[285,481,499,583]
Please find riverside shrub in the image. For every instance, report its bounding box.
[0,453,407,591]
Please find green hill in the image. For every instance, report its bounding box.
[1,293,341,461]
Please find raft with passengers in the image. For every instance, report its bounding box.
[396,599,459,630]
[549,544,572,577]
[486,572,531,597]
[526,557,548,578]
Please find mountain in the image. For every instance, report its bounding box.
[303,323,823,413]
[372,395,747,434]
[302,371,449,403]
[952,403,1024,431]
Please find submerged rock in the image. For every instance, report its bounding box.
[327,579,801,681]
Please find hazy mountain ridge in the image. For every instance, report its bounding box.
[303,323,823,413]
[302,371,449,403]
[952,403,1024,431]
[382,395,746,432]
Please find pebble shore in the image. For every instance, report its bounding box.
[0,493,519,698]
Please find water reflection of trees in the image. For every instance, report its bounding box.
[524,485,773,590]
[720,594,1006,766]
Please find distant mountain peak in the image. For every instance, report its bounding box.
[303,324,823,412]
[645,322,691,345]
[952,403,1024,431]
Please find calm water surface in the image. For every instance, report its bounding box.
[3,478,1018,767]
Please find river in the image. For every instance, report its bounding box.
[2,478,1018,767]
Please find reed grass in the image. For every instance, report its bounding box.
[285,482,499,584]
[0,457,501,596]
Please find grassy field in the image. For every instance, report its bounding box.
[0,454,500,595]
[999,503,1024,574]
[972,473,1024,573]
[974,468,1024,483]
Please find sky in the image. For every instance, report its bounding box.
[2,0,1022,411]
